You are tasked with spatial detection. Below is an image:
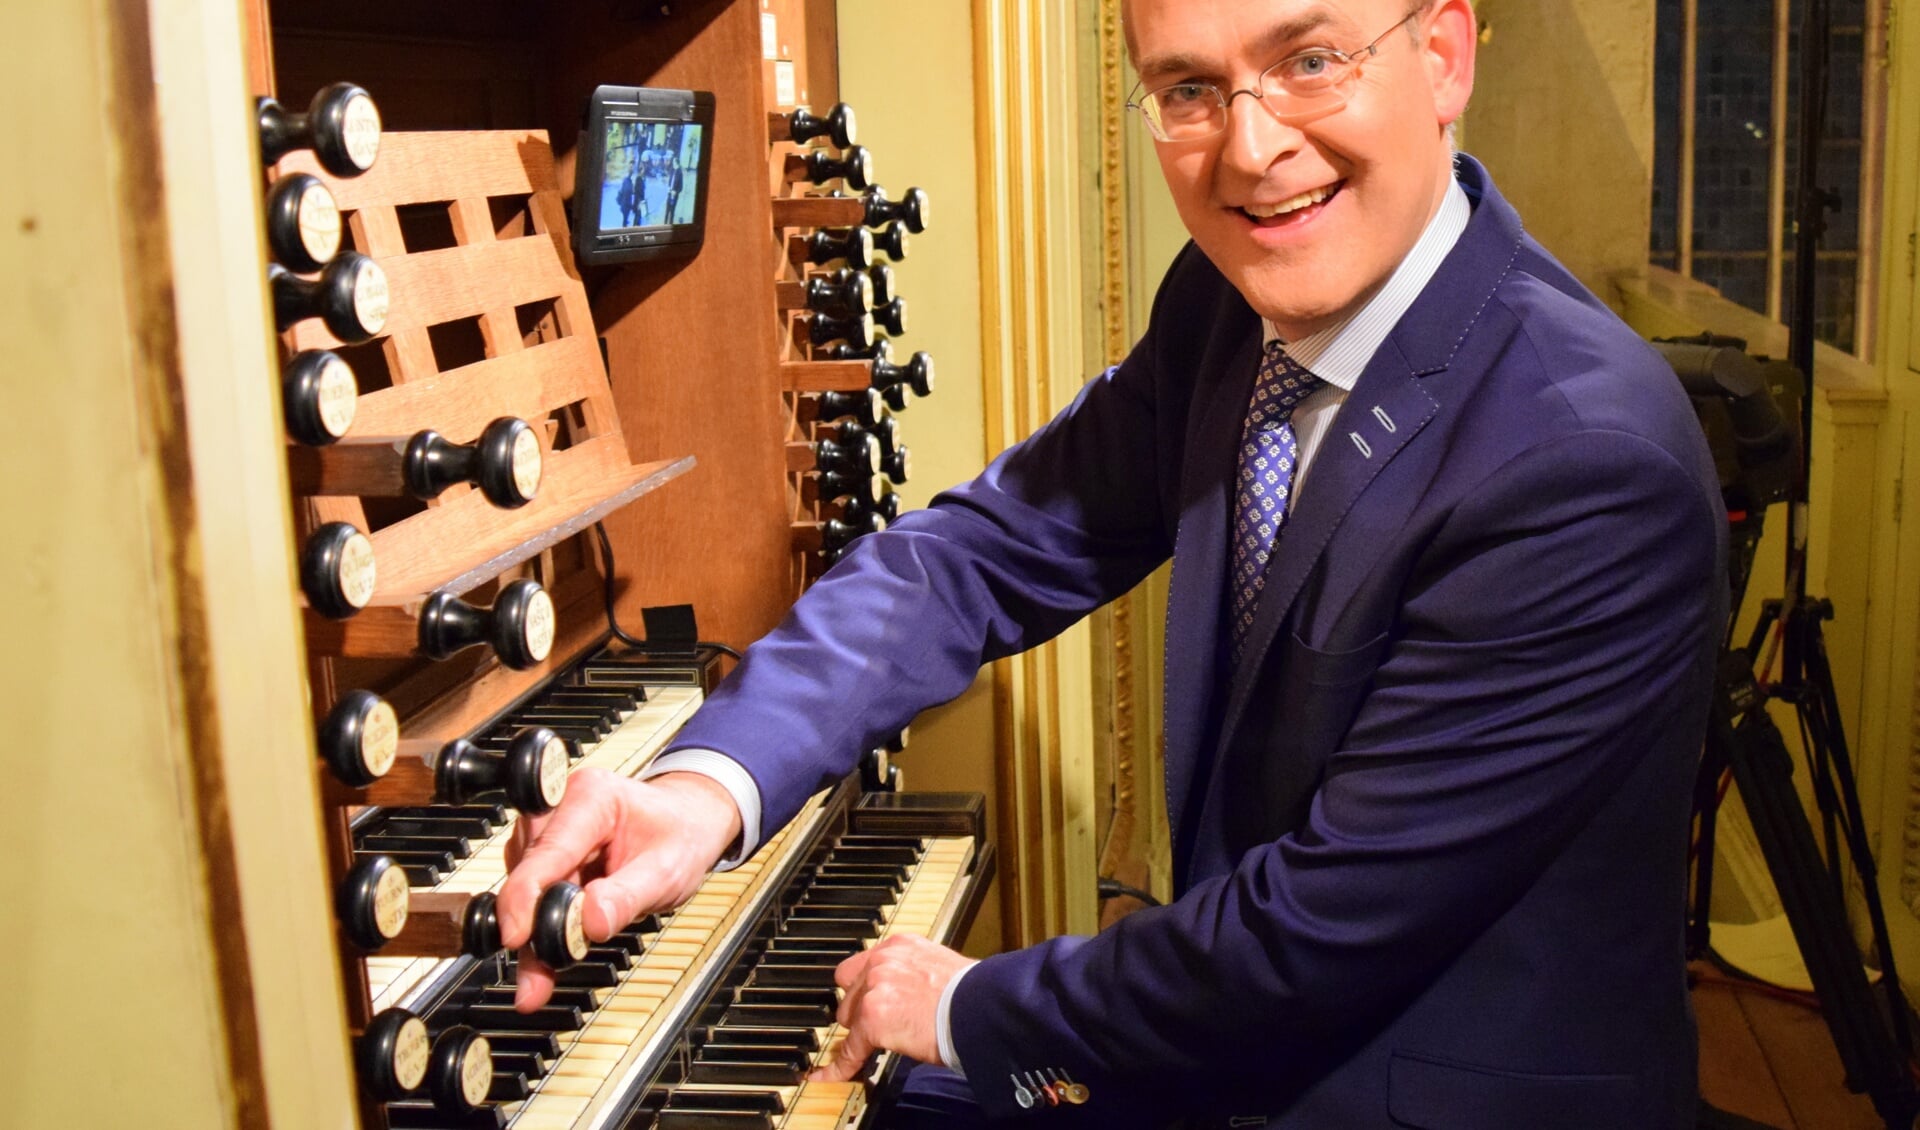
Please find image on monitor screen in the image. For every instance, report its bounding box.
[598,121,705,232]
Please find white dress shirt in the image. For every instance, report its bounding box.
[649,176,1474,1076]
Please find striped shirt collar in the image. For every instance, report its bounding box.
[1261,176,1472,391]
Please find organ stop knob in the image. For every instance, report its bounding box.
[530,882,591,970]
[871,342,936,400]
[805,388,885,428]
[340,853,411,951]
[871,219,910,262]
[804,268,872,317]
[264,173,342,273]
[435,726,570,814]
[257,82,382,177]
[282,349,358,446]
[318,689,399,787]
[300,521,377,620]
[806,310,875,351]
[788,145,873,191]
[872,296,908,337]
[867,263,897,306]
[357,1007,431,1101]
[404,417,543,508]
[417,579,556,670]
[778,102,858,149]
[801,227,874,270]
[426,1026,494,1116]
[860,185,930,234]
[270,252,389,343]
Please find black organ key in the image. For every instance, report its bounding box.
[694,1044,812,1067]
[800,226,873,269]
[517,702,621,728]
[385,1104,508,1130]
[750,964,842,988]
[487,1074,533,1103]
[417,579,556,670]
[257,81,382,176]
[788,144,873,190]
[461,1032,561,1059]
[654,1110,774,1130]
[359,848,459,873]
[861,185,930,233]
[282,348,360,446]
[779,102,857,149]
[701,1026,820,1051]
[805,309,874,351]
[269,253,389,343]
[477,985,599,1012]
[722,1001,837,1028]
[815,863,908,886]
[804,268,872,316]
[871,219,910,262]
[300,521,377,620]
[735,986,839,1011]
[369,815,497,840]
[664,1091,785,1114]
[800,883,893,907]
[686,1060,804,1087]
[358,834,475,858]
[399,863,445,886]
[541,689,641,710]
[265,172,343,273]
[452,1005,585,1033]
[544,961,624,989]
[489,1051,547,1080]
[786,904,883,927]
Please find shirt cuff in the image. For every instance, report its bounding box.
[935,959,979,1076]
[638,748,762,870]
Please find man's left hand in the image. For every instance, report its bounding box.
[810,934,974,1082]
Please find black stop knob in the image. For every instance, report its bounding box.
[319,689,399,787]
[257,82,382,176]
[812,388,884,428]
[881,444,911,486]
[862,186,930,234]
[426,1025,494,1115]
[815,467,872,504]
[806,310,874,351]
[804,227,874,269]
[872,220,910,262]
[837,417,901,464]
[805,269,872,316]
[871,346,935,400]
[270,252,389,343]
[265,173,343,273]
[814,433,881,478]
[282,349,359,446]
[357,1007,431,1100]
[823,512,886,554]
[435,726,569,814]
[301,521,377,620]
[339,854,410,951]
[872,297,908,338]
[461,893,503,957]
[531,882,590,970]
[402,417,542,508]
[786,102,858,149]
[417,579,556,670]
[798,145,873,190]
[867,263,897,306]
[860,747,900,792]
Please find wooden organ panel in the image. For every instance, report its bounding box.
[238,0,986,1126]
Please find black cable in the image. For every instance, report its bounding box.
[1097,877,1162,907]
[591,522,742,661]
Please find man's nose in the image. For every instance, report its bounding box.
[1217,90,1304,179]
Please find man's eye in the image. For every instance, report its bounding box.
[1278,52,1336,82]
[1159,84,1213,106]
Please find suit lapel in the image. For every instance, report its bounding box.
[1162,327,1262,857]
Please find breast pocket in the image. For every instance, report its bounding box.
[1387,1050,1641,1130]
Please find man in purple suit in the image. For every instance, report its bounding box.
[501,0,1724,1124]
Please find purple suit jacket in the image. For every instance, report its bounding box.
[669,157,1725,1128]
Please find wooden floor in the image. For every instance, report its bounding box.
[1694,964,1886,1129]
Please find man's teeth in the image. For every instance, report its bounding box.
[1244,185,1336,219]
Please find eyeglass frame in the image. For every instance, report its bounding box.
[1124,3,1432,142]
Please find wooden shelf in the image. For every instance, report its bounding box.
[360,447,695,607]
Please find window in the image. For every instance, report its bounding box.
[1651,0,1884,356]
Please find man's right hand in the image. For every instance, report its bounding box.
[497,768,743,1010]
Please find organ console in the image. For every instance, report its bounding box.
[783,144,874,191]
[302,520,378,619]
[283,348,360,446]
[287,417,545,509]
[270,252,390,342]
[209,13,992,1126]
[265,172,344,272]
[257,81,384,176]
[771,102,858,149]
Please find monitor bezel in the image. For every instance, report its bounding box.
[573,85,717,267]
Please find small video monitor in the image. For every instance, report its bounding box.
[573,85,716,266]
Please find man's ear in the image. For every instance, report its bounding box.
[1422,0,1477,128]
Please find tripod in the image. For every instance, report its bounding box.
[1683,0,1917,1124]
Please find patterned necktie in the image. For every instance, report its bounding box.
[1230,342,1325,660]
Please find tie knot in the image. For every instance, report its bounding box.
[1255,342,1324,416]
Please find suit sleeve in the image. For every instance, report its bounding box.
[948,427,1722,1124]
[662,248,1202,837]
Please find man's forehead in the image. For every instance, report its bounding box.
[1124,0,1377,69]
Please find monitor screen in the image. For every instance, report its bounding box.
[573,86,716,266]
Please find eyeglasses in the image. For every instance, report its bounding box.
[1126,5,1428,142]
